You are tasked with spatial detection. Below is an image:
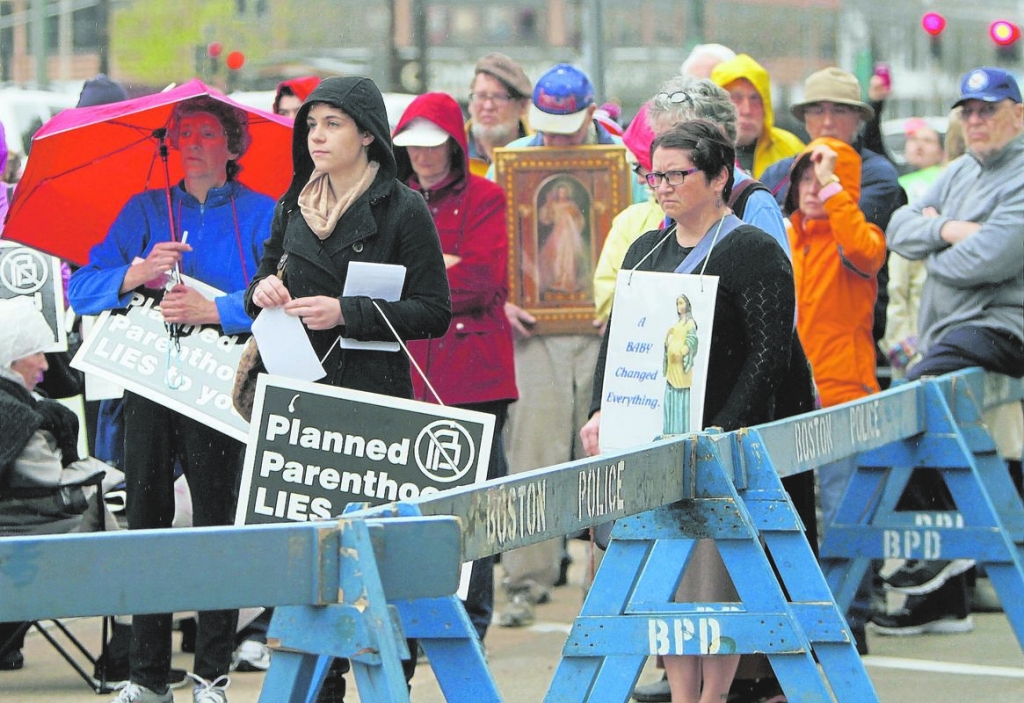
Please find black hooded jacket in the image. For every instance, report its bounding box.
[245,76,451,398]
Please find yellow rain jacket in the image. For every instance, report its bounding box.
[712,54,805,178]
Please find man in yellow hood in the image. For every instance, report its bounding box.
[712,54,805,178]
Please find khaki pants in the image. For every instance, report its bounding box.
[502,334,601,594]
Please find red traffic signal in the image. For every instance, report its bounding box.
[922,12,946,36]
[226,51,246,71]
[990,20,1022,46]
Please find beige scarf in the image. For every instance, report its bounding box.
[298,160,380,240]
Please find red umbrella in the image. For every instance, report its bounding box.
[2,79,293,266]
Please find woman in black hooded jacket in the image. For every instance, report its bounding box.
[246,75,451,397]
[244,75,449,702]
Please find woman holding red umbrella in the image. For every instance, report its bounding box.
[68,96,276,703]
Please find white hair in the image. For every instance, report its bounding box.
[680,44,736,78]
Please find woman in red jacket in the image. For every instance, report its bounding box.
[392,92,518,642]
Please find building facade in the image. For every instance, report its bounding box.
[1,0,1020,119]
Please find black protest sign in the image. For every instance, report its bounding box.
[236,374,494,525]
[71,275,249,440]
[0,241,67,351]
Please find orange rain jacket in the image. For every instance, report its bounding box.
[787,137,887,407]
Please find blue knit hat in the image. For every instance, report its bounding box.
[77,74,129,108]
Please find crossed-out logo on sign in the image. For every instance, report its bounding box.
[1,247,49,295]
[415,419,477,483]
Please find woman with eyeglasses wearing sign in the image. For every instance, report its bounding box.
[581,120,809,703]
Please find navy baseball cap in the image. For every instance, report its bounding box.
[529,64,595,135]
[953,67,1022,108]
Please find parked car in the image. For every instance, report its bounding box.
[0,87,78,173]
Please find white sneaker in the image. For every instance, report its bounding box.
[109,682,173,703]
[190,674,230,703]
[231,639,271,672]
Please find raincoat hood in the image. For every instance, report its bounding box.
[392,92,469,186]
[274,76,321,114]
[285,76,396,204]
[712,54,777,138]
[622,102,655,172]
[786,137,862,218]
[712,54,806,178]
[0,297,51,371]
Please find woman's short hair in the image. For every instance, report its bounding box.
[168,96,252,180]
[651,119,735,202]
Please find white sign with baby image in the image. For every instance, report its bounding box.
[599,270,718,452]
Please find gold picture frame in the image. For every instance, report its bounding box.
[493,145,631,336]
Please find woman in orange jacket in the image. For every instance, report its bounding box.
[786,137,886,413]
[786,136,887,654]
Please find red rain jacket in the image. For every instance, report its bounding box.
[393,92,518,406]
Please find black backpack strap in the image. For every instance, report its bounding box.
[727,177,770,220]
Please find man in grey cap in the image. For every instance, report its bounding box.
[879,67,1024,637]
[466,52,533,173]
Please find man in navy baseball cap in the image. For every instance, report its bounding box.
[884,65,1023,639]
[528,63,597,139]
[951,67,1023,162]
[953,66,1022,107]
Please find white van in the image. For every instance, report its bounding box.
[0,87,77,174]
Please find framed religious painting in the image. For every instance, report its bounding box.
[492,145,631,335]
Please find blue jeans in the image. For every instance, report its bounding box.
[897,325,1024,618]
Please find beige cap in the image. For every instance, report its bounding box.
[791,67,874,121]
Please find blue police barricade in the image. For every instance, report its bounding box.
[2,369,1022,701]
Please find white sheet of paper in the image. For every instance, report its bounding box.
[251,307,326,381]
[340,261,407,352]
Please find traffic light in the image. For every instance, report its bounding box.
[990,20,1022,63]
[921,12,946,59]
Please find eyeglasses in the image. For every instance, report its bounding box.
[631,162,648,178]
[469,92,513,106]
[645,167,701,187]
[803,103,857,118]
[960,102,1002,121]
[657,91,693,105]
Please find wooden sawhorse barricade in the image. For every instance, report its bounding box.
[820,370,1024,651]
[1,369,1020,701]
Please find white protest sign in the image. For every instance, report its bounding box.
[0,241,68,352]
[236,374,494,525]
[71,275,249,441]
[599,269,718,452]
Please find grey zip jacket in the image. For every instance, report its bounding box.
[886,131,1024,353]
